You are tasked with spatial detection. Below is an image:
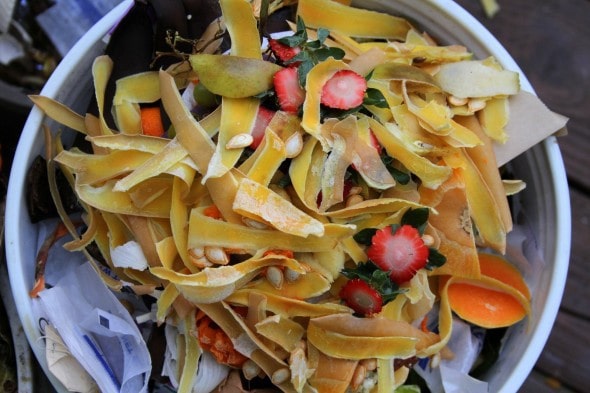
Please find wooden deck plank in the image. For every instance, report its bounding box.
[520,369,577,393]
[533,311,590,392]
[560,187,590,318]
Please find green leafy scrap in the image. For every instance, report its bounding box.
[276,17,345,86]
[342,261,406,304]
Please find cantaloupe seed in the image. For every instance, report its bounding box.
[478,252,530,300]
[447,282,527,328]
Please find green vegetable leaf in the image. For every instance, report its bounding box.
[381,154,411,184]
[401,208,430,235]
[395,386,422,393]
[342,261,406,304]
[353,227,378,245]
[364,88,389,108]
[317,28,330,44]
[426,247,447,270]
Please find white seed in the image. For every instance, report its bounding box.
[190,246,205,259]
[447,95,468,106]
[242,359,261,380]
[468,98,487,112]
[271,367,291,385]
[191,256,213,268]
[226,133,254,149]
[414,140,434,151]
[422,234,435,247]
[347,186,363,196]
[266,266,284,289]
[430,352,442,369]
[285,132,304,158]
[284,267,300,282]
[351,364,367,391]
[346,194,364,207]
[204,246,229,265]
[360,358,377,371]
[188,248,212,268]
[242,217,269,229]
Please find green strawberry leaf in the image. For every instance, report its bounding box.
[401,208,429,235]
[426,247,447,270]
[364,88,389,108]
[381,154,411,184]
[353,227,378,245]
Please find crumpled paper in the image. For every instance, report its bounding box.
[44,324,99,393]
[162,322,230,393]
[38,262,151,393]
[414,317,488,393]
[495,91,568,167]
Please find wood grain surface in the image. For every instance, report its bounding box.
[454,1,590,392]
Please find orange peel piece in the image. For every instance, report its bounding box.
[446,253,531,328]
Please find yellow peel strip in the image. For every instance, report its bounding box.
[188,208,354,252]
[297,0,411,39]
[226,289,352,318]
[29,95,87,134]
[369,118,452,189]
[91,55,114,135]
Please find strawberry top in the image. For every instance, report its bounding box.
[366,224,430,285]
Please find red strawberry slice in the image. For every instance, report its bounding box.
[369,130,383,155]
[321,70,367,110]
[269,39,301,64]
[366,225,429,284]
[273,67,305,113]
[250,106,276,149]
[339,278,383,316]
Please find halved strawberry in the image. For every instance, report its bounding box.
[269,39,301,65]
[339,278,383,316]
[273,67,306,113]
[321,70,367,110]
[366,225,429,284]
[250,106,276,149]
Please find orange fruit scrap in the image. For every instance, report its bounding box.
[445,252,531,329]
[140,106,165,137]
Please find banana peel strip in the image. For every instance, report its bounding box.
[434,59,520,99]
[297,0,411,39]
[369,117,452,189]
[246,271,331,300]
[92,55,114,136]
[204,0,262,180]
[29,95,87,134]
[160,69,244,225]
[233,178,325,237]
[445,149,507,253]
[226,289,352,318]
[150,253,305,304]
[306,314,440,360]
[188,208,355,252]
[177,311,202,393]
